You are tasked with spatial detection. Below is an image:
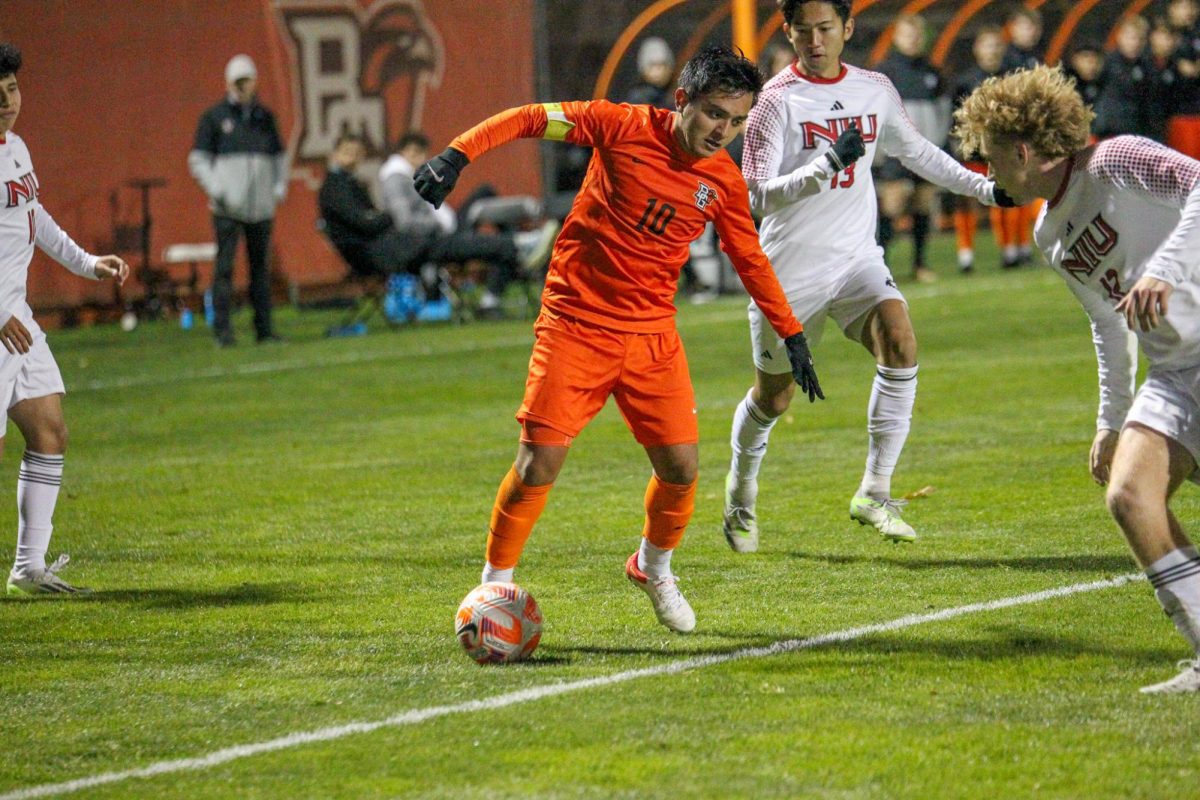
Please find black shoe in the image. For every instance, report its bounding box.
[1001,254,1021,270]
[216,332,235,348]
[256,333,286,344]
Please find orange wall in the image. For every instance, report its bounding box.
[0,0,540,312]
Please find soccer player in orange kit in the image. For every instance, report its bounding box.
[415,46,821,633]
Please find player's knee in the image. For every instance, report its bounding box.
[44,421,68,455]
[1105,479,1150,527]
[879,327,917,367]
[754,380,795,417]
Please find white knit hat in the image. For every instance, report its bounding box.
[225,54,258,84]
[637,38,674,73]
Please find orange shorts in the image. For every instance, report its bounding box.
[516,311,698,447]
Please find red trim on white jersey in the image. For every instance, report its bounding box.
[1048,156,1074,210]
[791,62,847,84]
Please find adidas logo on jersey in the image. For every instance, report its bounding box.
[830,101,844,111]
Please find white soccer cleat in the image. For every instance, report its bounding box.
[850,496,916,543]
[625,552,695,633]
[723,472,759,553]
[1139,659,1200,694]
[6,554,92,597]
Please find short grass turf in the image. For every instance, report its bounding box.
[1,234,1197,799]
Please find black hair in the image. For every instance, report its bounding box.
[396,131,430,152]
[334,131,366,148]
[0,43,21,78]
[678,44,764,103]
[778,0,851,25]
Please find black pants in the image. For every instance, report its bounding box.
[428,231,518,296]
[212,215,274,340]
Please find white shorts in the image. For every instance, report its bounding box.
[748,254,906,375]
[1125,363,1200,482]
[0,333,65,418]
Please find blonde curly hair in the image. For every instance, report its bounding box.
[953,65,1094,160]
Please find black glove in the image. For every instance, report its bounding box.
[414,147,470,209]
[825,123,865,171]
[784,332,824,403]
[992,183,1019,208]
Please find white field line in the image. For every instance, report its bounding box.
[0,572,1143,800]
[71,271,1050,394]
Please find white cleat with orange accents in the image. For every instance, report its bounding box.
[625,552,695,633]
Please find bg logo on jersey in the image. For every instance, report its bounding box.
[694,181,716,210]
[800,115,879,149]
[1061,213,1118,282]
[5,171,38,209]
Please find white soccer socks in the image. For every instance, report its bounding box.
[13,451,64,575]
[858,365,918,501]
[728,389,778,507]
[637,538,674,582]
[1147,547,1200,654]
[481,563,514,584]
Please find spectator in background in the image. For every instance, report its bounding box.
[761,42,796,78]
[1002,7,1044,72]
[1065,43,1104,111]
[1149,18,1183,144]
[625,37,675,109]
[951,26,1008,272]
[379,132,558,316]
[875,13,949,283]
[188,55,287,348]
[1167,0,1200,158]
[1093,16,1153,140]
[319,132,451,318]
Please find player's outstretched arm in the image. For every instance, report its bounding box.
[414,103,580,209]
[784,332,824,403]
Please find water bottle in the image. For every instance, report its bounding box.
[180,307,194,330]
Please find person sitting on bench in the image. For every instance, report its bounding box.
[379,131,557,315]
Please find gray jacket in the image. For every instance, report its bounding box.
[379,154,452,237]
[188,97,288,223]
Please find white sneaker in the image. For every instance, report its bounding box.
[7,554,92,596]
[849,495,916,543]
[1140,659,1200,694]
[723,472,759,553]
[625,552,695,633]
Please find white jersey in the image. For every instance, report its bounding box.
[0,131,98,330]
[1035,136,1200,430]
[743,63,995,289]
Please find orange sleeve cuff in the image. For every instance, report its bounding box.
[449,104,549,162]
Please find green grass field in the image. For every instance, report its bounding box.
[1,234,1197,799]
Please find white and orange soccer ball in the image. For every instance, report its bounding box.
[454,582,543,664]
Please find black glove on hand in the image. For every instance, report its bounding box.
[992,183,1019,208]
[784,332,824,403]
[414,147,470,209]
[825,124,866,171]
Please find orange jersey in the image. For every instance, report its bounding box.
[450,101,801,336]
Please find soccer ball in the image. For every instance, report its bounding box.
[455,582,542,664]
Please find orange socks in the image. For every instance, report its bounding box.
[485,466,552,570]
[642,473,697,550]
[954,206,977,252]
